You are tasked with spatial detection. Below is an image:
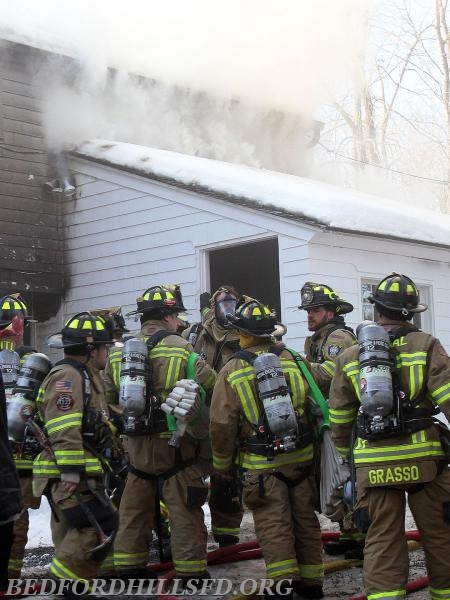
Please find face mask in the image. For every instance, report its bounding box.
[215,297,237,327]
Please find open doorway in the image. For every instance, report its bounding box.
[208,237,281,320]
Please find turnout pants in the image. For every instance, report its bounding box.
[49,480,104,583]
[9,474,40,578]
[361,464,450,600]
[243,463,323,586]
[114,435,209,577]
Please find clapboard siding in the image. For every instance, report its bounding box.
[0,39,64,319]
[48,151,449,355]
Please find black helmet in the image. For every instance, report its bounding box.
[47,312,114,350]
[129,284,186,316]
[227,296,285,338]
[0,294,33,330]
[369,273,427,314]
[298,282,353,315]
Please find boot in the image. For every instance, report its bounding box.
[178,570,211,590]
[216,534,239,548]
[292,582,324,599]
[324,538,363,556]
[344,545,364,560]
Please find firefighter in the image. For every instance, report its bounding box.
[329,273,450,600]
[110,285,216,584]
[0,294,43,579]
[298,282,363,558]
[210,296,324,600]
[0,370,22,591]
[33,312,119,597]
[183,285,243,546]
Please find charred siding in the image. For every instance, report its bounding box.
[0,40,64,321]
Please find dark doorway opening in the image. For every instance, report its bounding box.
[209,237,281,319]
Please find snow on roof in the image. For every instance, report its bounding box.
[74,140,450,248]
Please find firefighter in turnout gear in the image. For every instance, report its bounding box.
[298,282,363,558]
[33,312,119,597]
[109,285,216,584]
[210,297,324,600]
[183,285,243,547]
[329,273,450,600]
[0,294,43,580]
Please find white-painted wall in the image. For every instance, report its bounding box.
[35,157,450,357]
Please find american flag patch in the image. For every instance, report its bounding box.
[55,380,73,393]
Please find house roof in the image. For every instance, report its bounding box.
[73,140,450,249]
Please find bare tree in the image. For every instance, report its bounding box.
[316,0,450,213]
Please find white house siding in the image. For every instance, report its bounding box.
[48,158,316,356]
[38,157,450,359]
[308,231,450,349]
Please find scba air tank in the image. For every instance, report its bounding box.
[0,348,20,396]
[254,353,297,438]
[7,352,52,442]
[357,321,394,418]
[119,338,148,418]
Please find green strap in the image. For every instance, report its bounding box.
[287,348,330,433]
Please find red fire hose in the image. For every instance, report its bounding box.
[0,531,429,599]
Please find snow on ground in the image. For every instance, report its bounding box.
[74,140,450,247]
[27,497,52,549]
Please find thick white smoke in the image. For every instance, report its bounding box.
[1,0,370,172]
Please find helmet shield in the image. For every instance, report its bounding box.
[298,282,353,315]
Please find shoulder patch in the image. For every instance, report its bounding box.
[56,394,74,411]
[328,344,343,357]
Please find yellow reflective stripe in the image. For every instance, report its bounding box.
[14,459,34,469]
[36,387,45,406]
[212,455,233,471]
[368,591,406,600]
[211,526,240,535]
[395,352,427,366]
[336,445,350,457]
[228,367,259,424]
[151,346,190,360]
[431,383,450,406]
[46,412,83,435]
[164,356,183,391]
[85,457,103,472]
[343,360,361,400]
[54,450,85,465]
[329,407,358,424]
[241,444,313,470]
[50,557,91,586]
[109,349,123,389]
[113,552,148,566]
[412,430,426,444]
[266,558,299,578]
[298,563,324,580]
[320,360,336,377]
[173,559,207,573]
[354,440,444,463]
[430,587,450,600]
[343,360,359,376]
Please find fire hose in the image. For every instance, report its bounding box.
[0,531,428,600]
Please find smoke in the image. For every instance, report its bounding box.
[1,0,370,172]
